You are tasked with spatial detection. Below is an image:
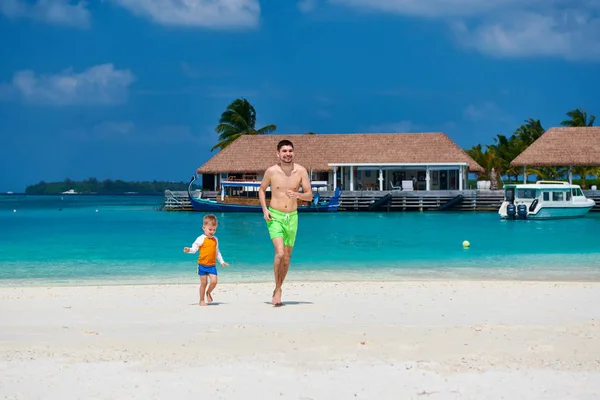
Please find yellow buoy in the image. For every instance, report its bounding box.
[462,240,470,248]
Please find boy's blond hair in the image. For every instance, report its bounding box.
[203,214,218,226]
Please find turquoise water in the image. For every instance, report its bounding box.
[1,194,600,286]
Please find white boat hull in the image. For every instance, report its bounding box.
[523,205,593,219]
[499,201,595,220]
[498,181,596,220]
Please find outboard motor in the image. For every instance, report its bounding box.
[517,204,528,219]
[507,204,516,219]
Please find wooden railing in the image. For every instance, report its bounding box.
[225,174,259,182]
[163,189,600,212]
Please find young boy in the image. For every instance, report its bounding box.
[183,214,230,306]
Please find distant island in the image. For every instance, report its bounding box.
[25,178,201,195]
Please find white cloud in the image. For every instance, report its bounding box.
[0,0,90,28]
[328,0,600,61]
[0,64,136,106]
[463,101,510,122]
[205,87,260,99]
[452,10,600,60]
[315,109,331,119]
[112,0,260,28]
[92,121,136,138]
[62,121,135,141]
[365,120,415,133]
[330,0,524,18]
[314,94,333,105]
[64,122,203,144]
[298,0,317,13]
[366,120,457,133]
[180,62,233,79]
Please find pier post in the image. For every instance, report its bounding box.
[332,167,337,190]
[568,166,573,184]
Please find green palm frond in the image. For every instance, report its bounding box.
[533,167,568,180]
[211,98,277,151]
[255,124,277,135]
[560,108,595,127]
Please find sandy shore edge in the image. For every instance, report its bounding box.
[1,280,600,399]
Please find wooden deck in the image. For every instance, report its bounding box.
[161,189,600,213]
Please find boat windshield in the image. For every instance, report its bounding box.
[572,188,584,196]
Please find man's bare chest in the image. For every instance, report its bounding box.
[271,174,301,190]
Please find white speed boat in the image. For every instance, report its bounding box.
[498,181,595,220]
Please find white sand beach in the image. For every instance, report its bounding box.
[1,280,600,399]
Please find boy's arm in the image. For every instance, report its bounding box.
[184,235,204,253]
[215,237,229,266]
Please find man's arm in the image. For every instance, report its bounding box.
[258,168,271,213]
[296,167,313,202]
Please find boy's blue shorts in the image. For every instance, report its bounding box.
[198,264,217,276]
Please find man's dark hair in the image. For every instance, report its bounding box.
[277,139,294,151]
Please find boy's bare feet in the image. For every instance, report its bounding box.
[206,292,213,303]
[199,301,208,306]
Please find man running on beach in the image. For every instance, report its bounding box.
[259,139,313,306]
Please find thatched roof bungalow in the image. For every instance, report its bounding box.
[511,127,600,183]
[511,127,600,167]
[197,133,484,191]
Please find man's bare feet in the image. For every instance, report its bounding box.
[272,288,283,306]
[206,292,213,303]
[199,301,208,306]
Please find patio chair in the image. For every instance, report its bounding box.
[389,180,402,190]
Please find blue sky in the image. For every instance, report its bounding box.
[1,0,599,191]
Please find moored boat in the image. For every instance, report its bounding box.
[187,175,341,212]
[498,181,595,220]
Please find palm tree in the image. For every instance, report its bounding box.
[560,108,595,127]
[211,98,277,151]
[532,166,568,180]
[559,108,596,188]
[515,118,545,146]
[466,144,499,176]
[488,134,524,182]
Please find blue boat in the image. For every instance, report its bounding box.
[187,175,341,212]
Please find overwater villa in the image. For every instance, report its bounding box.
[510,127,600,186]
[196,133,484,192]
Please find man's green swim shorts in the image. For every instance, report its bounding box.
[267,207,298,247]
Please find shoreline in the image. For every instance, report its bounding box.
[2,280,599,399]
[3,266,600,288]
